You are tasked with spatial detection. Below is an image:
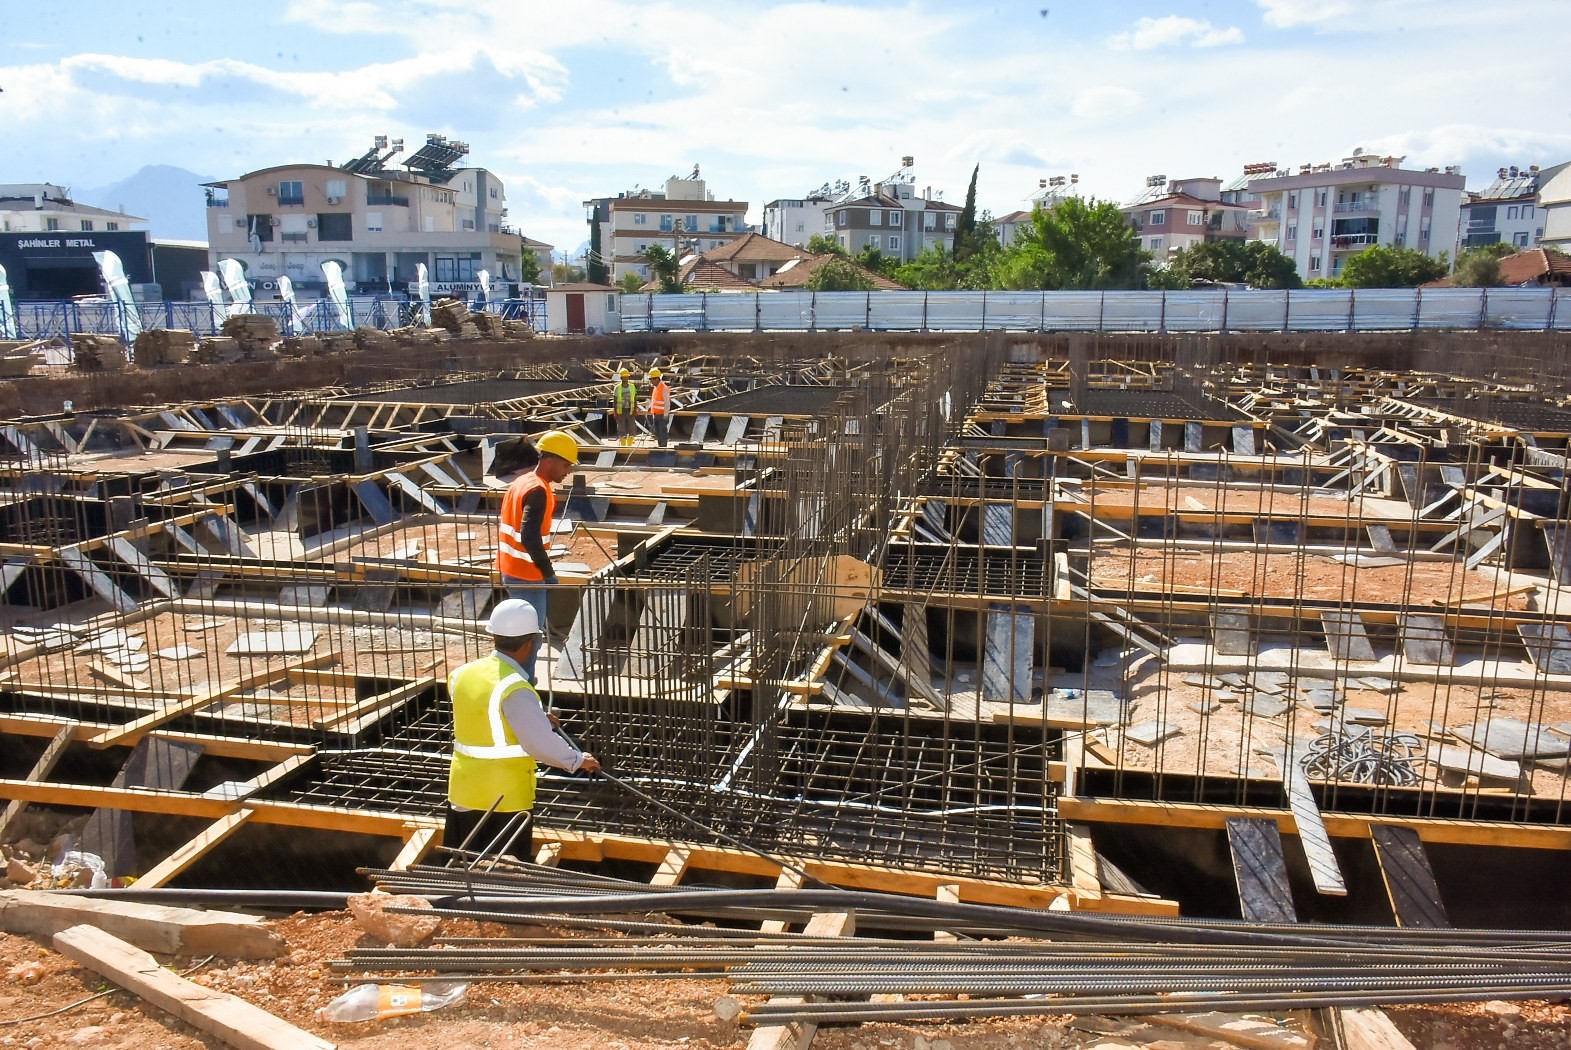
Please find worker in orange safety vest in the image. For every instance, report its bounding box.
[647,367,671,447]
[496,429,579,683]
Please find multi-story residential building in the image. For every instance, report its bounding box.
[1219,163,1276,241]
[1249,151,1465,281]
[996,176,1084,248]
[584,170,750,283]
[204,135,528,296]
[1461,164,1568,251]
[826,175,959,262]
[1541,164,1571,252]
[0,183,204,299]
[1121,177,1250,264]
[763,187,837,247]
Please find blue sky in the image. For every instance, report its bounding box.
[7,0,1569,254]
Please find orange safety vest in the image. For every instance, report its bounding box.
[650,380,670,415]
[497,471,554,581]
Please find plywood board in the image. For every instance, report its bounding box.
[1370,823,1449,929]
[226,628,318,656]
[1226,817,1298,923]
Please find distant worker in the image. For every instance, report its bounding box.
[612,367,638,447]
[497,429,579,683]
[446,598,600,860]
[647,367,671,448]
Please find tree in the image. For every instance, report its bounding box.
[1339,245,1447,288]
[804,257,876,292]
[641,244,685,293]
[953,164,980,263]
[518,246,543,286]
[1452,241,1516,288]
[1159,240,1301,290]
[855,245,896,276]
[892,244,961,290]
[586,224,608,285]
[616,271,646,295]
[806,233,847,257]
[552,261,586,285]
[1144,265,1191,290]
[993,198,1149,290]
[1241,241,1302,289]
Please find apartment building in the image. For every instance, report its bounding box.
[1249,151,1465,281]
[585,171,749,283]
[1462,164,1568,251]
[826,176,959,263]
[1541,164,1571,252]
[763,190,836,247]
[204,137,526,296]
[1121,177,1250,263]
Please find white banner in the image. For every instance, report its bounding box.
[92,250,142,341]
[0,263,16,339]
[415,262,432,326]
[276,275,312,335]
[217,258,253,318]
[476,269,490,311]
[321,261,351,330]
[199,271,226,330]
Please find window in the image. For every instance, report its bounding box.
[1315,191,1327,207]
[491,187,500,199]
[1148,211,1165,226]
[1523,205,1535,218]
[317,213,352,241]
[1288,193,1298,209]
[1515,232,1530,247]
[1148,237,1163,251]
[660,214,673,231]
[923,213,936,230]
[606,294,616,312]
[1507,206,1519,220]
[277,180,304,204]
[45,218,60,231]
[1422,189,1434,207]
[246,215,273,242]
[1399,188,1412,206]
[867,234,881,249]
[325,179,347,200]
[685,214,698,231]
[366,212,383,232]
[106,222,118,231]
[889,210,902,225]
[636,242,647,253]
[946,213,956,229]
[888,234,901,253]
[1420,226,1431,242]
[869,210,881,225]
[1310,254,1322,272]
[1286,225,1297,241]
[839,234,848,250]
[633,212,647,225]
[1187,210,1204,225]
[836,210,847,226]
[1312,225,1323,240]
[80,220,93,231]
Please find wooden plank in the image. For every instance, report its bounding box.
[1370,824,1450,928]
[0,891,285,960]
[1282,754,1345,897]
[52,924,334,1050]
[0,726,73,839]
[391,827,439,872]
[747,910,855,1050]
[1147,1011,1314,1050]
[1066,823,1102,899]
[1226,817,1298,923]
[87,649,342,747]
[0,714,311,762]
[1338,1007,1418,1050]
[138,808,256,888]
[313,676,436,731]
[650,847,693,887]
[759,868,805,935]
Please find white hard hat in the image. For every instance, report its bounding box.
[488,598,540,637]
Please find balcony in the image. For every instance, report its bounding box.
[1252,207,1281,221]
[277,195,306,207]
[1330,233,1380,250]
[367,194,410,207]
[280,232,309,243]
[206,198,229,208]
[1334,200,1380,214]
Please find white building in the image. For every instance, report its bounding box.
[1462,164,1568,251]
[1248,151,1465,281]
[544,283,620,335]
[585,171,749,283]
[0,183,146,234]
[204,136,528,297]
[763,187,836,247]
[1540,164,1571,251]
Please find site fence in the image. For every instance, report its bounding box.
[0,297,547,345]
[623,287,1571,334]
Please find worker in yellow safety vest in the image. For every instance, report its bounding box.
[612,367,638,447]
[497,429,578,683]
[446,598,600,860]
[647,367,671,448]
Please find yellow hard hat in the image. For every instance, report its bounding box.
[534,429,580,465]
[618,367,631,378]
[648,368,662,379]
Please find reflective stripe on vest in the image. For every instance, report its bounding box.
[496,472,554,581]
[448,655,539,812]
[651,382,669,415]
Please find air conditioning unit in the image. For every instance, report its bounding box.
[325,196,341,205]
[306,219,318,228]
[269,218,281,226]
[266,186,277,196]
[234,218,246,229]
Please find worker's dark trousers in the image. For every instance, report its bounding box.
[614,411,635,440]
[445,806,533,862]
[652,414,668,446]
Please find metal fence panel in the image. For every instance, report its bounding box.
[1485,288,1554,330]
[812,291,868,329]
[757,291,814,330]
[1288,289,1353,330]
[1225,291,1289,331]
[868,291,932,330]
[649,294,708,330]
[1351,289,1418,331]
[701,294,758,331]
[1418,289,1482,329]
[1039,292,1104,331]
[1098,291,1165,331]
[1161,291,1229,332]
[1555,290,1571,331]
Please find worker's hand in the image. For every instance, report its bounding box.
[546,710,561,730]
[578,753,601,775]
[542,574,560,586]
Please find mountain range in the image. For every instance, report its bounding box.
[75,165,216,242]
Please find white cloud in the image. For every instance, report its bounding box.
[1071,86,1143,121]
[1109,16,1244,50]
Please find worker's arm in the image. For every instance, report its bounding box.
[500,685,589,772]
[517,486,558,584]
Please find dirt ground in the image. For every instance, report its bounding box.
[2,911,1565,1049]
[1061,482,1410,522]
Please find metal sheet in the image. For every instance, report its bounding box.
[1226,817,1298,924]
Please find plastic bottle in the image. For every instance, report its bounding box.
[316,982,468,1023]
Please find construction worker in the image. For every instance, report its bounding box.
[647,367,671,448]
[446,598,599,860]
[497,429,578,683]
[612,367,638,447]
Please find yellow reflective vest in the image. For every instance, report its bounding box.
[447,653,540,812]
